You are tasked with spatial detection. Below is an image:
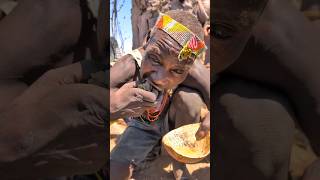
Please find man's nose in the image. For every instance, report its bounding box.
[150,73,170,90]
[152,79,168,90]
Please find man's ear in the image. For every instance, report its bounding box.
[204,24,210,37]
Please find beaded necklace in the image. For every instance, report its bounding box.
[139,91,170,123]
[146,91,169,122]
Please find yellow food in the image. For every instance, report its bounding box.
[162,123,210,164]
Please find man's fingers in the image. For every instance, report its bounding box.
[141,101,157,108]
[35,62,83,87]
[36,60,107,88]
[80,85,108,111]
[195,130,207,140]
[133,88,157,103]
[195,113,210,140]
[122,81,137,88]
[122,81,156,103]
[57,84,108,117]
[195,124,209,140]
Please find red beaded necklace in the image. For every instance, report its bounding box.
[145,92,169,122]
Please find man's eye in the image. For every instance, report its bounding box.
[151,58,160,64]
[148,55,160,64]
[212,23,235,40]
[172,69,185,74]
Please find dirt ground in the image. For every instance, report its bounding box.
[110,118,318,180]
[110,119,210,180]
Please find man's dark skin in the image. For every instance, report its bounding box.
[0,0,110,178]
[0,62,108,179]
[0,0,82,78]
[0,0,82,110]
[110,48,210,138]
[303,159,320,180]
[110,37,210,139]
[212,0,320,179]
[211,0,298,179]
[225,0,320,154]
[109,15,210,178]
[110,8,210,179]
[212,0,268,74]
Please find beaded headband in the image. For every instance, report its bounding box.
[151,13,207,61]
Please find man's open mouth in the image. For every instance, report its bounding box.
[136,79,164,108]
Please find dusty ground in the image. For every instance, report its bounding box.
[110,119,210,180]
[110,119,318,180]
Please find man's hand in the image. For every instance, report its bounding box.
[110,81,157,119]
[0,61,108,178]
[196,111,210,140]
[181,59,211,140]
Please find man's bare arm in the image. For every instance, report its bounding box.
[0,62,107,178]
[0,0,81,78]
[110,50,157,119]
[253,0,320,97]
[182,60,210,108]
[181,60,211,139]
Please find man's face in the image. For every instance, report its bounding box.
[212,0,268,73]
[140,30,193,91]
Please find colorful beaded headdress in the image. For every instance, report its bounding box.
[151,13,207,61]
